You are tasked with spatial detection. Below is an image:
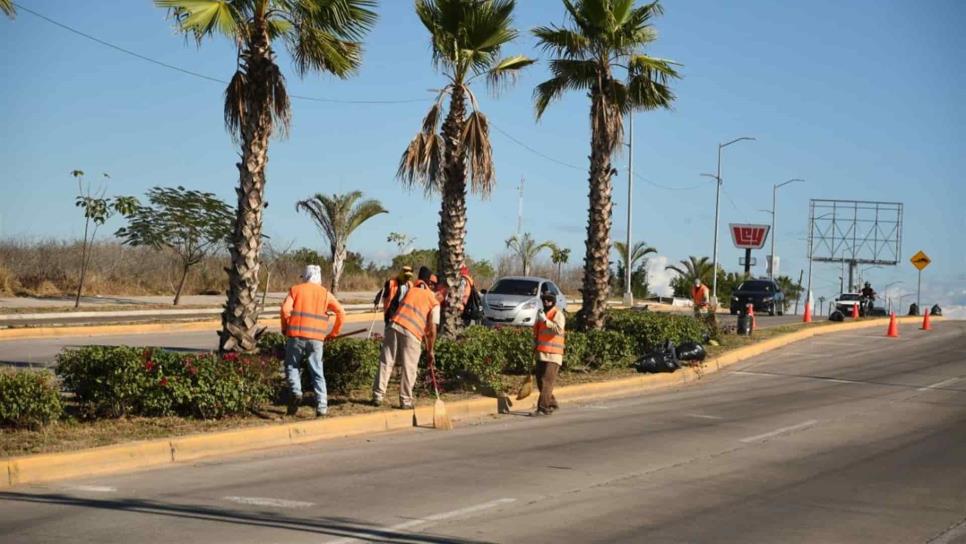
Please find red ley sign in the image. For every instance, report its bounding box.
[730,223,770,249]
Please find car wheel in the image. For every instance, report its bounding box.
[769,305,776,317]
[730,309,737,315]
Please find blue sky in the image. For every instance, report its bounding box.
[1,0,964,309]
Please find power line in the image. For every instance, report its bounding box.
[13,2,430,104]
[14,1,712,191]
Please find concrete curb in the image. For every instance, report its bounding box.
[1,316,931,488]
[0,312,384,340]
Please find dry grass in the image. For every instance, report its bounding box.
[0,239,381,300]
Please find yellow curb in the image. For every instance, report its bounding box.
[0,312,383,341]
[1,316,939,488]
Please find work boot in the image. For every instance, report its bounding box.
[286,393,302,416]
[315,408,328,418]
[532,408,552,417]
[370,395,383,407]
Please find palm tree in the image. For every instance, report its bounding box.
[613,241,656,275]
[156,0,377,352]
[666,256,714,288]
[505,233,553,276]
[533,0,679,329]
[1,0,15,18]
[296,191,387,294]
[398,0,534,338]
[549,245,571,283]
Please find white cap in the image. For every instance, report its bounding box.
[302,265,322,285]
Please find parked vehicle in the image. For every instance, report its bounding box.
[834,293,862,315]
[729,278,785,316]
[481,276,567,327]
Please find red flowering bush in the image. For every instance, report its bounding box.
[57,346,280,419]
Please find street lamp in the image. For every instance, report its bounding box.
[769,178,804,278]
[708,136,755,305]
[623,113,634,307]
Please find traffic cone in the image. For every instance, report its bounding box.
[747,303,758,331]
[886,312,899,338]
[921,308,932,331]
[802,299,812,323]
[851,304,860,319]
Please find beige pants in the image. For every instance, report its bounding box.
[372,325,422,406]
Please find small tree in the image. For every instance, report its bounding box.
[505,233,553,276]
[296,191,387,294]
[387,232,415,257]
[71,170,138,308]
[116,186,233,305]
[775,275,804,312]
[549,245,571,283]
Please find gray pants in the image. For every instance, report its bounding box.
[372,325,422,406]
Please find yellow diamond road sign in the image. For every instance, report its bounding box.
[910,250,931,271]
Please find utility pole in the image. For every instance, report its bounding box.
[623,113,634,307]
[793,269,804,315]
[516,176,524,236]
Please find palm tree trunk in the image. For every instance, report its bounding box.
[331,243,346,294]
[220,29,273,353]
[579,90,617,330]
[437,85,468,338]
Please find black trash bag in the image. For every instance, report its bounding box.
[931,304,942,317]
[908,303,919,316]
[635,341,679,373]
[676,342,707,362]
[829,310,845,322]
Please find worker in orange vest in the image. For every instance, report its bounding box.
[280,265,346,417]
[533,289,565,416]
[691,278,710,316]
[373,265,414,323]
[371,267,440,409]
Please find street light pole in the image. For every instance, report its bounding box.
[769,178,804,278]
[711,137,755,305]
[623,113,634,307]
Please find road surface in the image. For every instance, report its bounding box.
[2,321,963,543]
[0,314,802,368]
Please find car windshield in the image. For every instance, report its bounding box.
[489,279,539,296]
[737,281,774,293]
[838,293,861,301]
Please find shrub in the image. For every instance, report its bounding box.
[0,369,63,429]
[583,329,636,370]
[492,327,533,375]
[57,346,278,419]
[562,331,589,371]
[434,326,504,394]
[604,310,707,355]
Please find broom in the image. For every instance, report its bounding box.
[428,359,453,430]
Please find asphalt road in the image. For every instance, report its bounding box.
[2,321,963,543]
[0,314,802,368]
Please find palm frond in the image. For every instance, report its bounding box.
[1,0,15,18]
[283,0,378,78]
[223,69,246,140]
[532,26,590,59]
[461,110,495,196]
[485,55,535,94]
[154,0,242,41]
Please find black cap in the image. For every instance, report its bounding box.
[417,266,433,283]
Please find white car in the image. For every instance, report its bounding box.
[481,276,567,327]
[834,293,862,315]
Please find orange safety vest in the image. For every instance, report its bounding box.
[534,307,565,355]
[382,278,411,312]
[284,283,334,341]
[692,284,709,306]
[392,284,440,341]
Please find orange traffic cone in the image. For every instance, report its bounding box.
[886,312,899,338]
[851,303,860,319]
[747,304,758,331]
[921,308,932,331]
[802,299,812,323]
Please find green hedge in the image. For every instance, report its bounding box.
[57,347,278,419]
[604,310,708,354]
[0,369,63,429]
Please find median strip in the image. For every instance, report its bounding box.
[0,316,934,489]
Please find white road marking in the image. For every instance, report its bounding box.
[323,498,516,544]
[685,413,724,420]
[65,485,117,493]
[929,517,966,544]
[222,496,314,509]
[740,420,819,443]
[917,377,961,392]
